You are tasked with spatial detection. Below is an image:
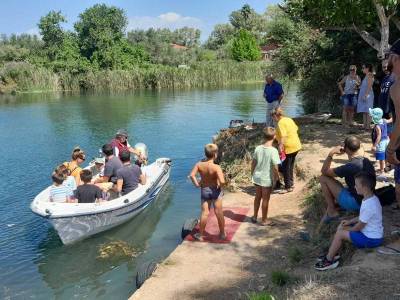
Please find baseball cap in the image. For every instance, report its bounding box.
[116,129,128,137]
[94,157,105,164]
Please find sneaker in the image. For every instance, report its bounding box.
[314,257,339,271]
[316,254,340,262]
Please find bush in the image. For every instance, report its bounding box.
[299,61,345,115]
[231,29,261,62]
[271,270,291,286]
[288,246,304,264]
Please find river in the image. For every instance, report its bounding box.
[0,84,303,299]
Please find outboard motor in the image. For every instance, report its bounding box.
[134,143,148,166]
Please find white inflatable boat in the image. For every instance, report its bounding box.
[31,158,171,245]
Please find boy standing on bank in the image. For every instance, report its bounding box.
[251,127,281,225]
[189,144,226,241]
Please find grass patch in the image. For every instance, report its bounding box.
[271,270,291,287]
[247,291,275,300]
[288,246,304,264]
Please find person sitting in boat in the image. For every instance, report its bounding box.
[63,147,86,186]
[49,171,73,203]
[55,164,77,196]
[93,144,123,191]
[116,151,146,196]
[110,129,144,161]
[74,169,103,203]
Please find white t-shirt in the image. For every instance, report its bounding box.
[359,195,383,239]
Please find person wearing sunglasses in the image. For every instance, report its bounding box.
[63,147,86,186]
[338,65,361,127]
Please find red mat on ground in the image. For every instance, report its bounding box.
[185,207,249,244]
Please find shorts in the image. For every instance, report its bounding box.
[342,94,357,108]
[375,152,386,161]
[349,231,383,248]
[395,165,400,184]
[338,188,360,211]
[201,187,223,202]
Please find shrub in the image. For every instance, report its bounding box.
[231,29,261,62]
[247,291,275,300]
[288,246,304,264]
[271,270,291,286]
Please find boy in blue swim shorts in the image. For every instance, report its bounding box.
[315,172,383,271]
[189,143,226,241]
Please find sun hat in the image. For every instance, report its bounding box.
[369,108,383,124]
[94,157,105,164]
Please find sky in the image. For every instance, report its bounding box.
[0,0,281,40]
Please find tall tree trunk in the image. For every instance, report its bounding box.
[374,1,390,59]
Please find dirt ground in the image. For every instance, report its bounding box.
[131,121,400,300]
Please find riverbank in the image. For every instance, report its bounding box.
[0,61,279,94]
[131,119,400,299]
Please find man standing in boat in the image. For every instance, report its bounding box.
[110,129,144,161]
[264,74,284,127]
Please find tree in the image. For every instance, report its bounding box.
[205,24,235,50]
[173,27,201,47]
[74,4,127,60]
[229,4,266,40]
[284,0,400,58]
[38,11,66,48]
[231,29,261,61]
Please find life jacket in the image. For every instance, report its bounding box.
[110,138,129,158]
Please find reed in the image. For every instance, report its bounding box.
[1,61,277,94]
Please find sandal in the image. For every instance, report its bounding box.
[259,220,275,226]
[251,216,257,223]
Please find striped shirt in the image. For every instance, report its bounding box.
[50,185,69,203]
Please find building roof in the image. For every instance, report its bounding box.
[260,44,279,53]
[170,43,188,50]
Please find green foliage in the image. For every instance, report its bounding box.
[0,45,30,63]
[230,4,267,41]
[205,24,236,50]
[266,9,331,76]
[271,270,291,286]
[247,291,275,300]
[231,29,261,62]
[0,62,59,93]
[38,11,66,48]
[74,4,127,61]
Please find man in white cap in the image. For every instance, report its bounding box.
[110,129,144,160]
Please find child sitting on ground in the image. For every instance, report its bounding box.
[189,143,226,241]
[315,171,383,271]
[74,169,104,203]
[251,127,280,225]
[370,108,392,174]
[49,171,72,203]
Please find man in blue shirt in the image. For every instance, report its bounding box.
[263,75,284,127]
